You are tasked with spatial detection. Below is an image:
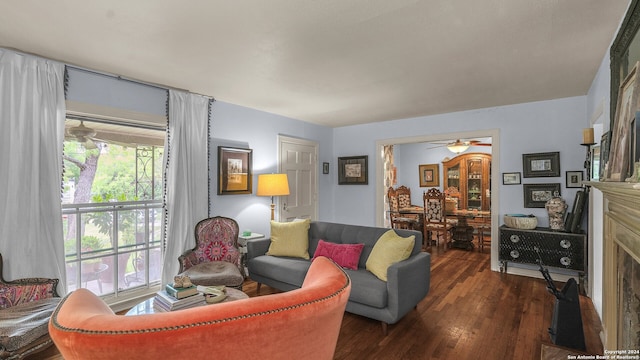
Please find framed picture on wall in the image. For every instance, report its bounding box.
[523,183,560,208]
[418,164,439,187]
[338,155,368,185]
[502,172,521,185]
[566,170,584,188]
[522,152,560,178]
[218,146,253,195]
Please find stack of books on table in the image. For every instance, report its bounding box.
[154,285,205,312]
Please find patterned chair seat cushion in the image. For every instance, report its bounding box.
[425,223,448,229]
[0,297,60,353]
[179,261,243,288]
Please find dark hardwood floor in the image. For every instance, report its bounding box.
[33,245,603,359]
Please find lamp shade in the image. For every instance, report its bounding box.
[257,174,290,196]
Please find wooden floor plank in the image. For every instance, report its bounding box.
[33,246,603,359]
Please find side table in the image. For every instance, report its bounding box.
[238,233,265,277]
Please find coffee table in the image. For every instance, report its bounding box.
[125,287,249,315]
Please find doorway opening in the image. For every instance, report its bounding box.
[375,129,501,271]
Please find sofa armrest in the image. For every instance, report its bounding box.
[246,238,271,260]
[385,252,431,323]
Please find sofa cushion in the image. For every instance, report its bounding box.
[249,255,311,288]
[312,240,364,270]
[0,297,60,352]
[343,269,388,309]
[366,230,415,281]
[267,219,311,259]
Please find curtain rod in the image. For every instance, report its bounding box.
[66,65,214,100]
[67,65,181,93]
[2,47,212,99]
[0,46,215,100]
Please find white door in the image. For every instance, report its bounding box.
[278,136,318,221]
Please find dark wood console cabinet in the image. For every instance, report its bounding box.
[499,225,586,279]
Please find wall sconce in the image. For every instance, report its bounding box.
[257,174,290,220]
[581,128,596,181]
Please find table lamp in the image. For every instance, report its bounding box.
[257,174,290,220]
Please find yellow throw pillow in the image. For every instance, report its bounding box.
[365,230,415,281]
[266,219,311,259]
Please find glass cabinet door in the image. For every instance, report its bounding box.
[466,158,482,209]
[446,163,460,192]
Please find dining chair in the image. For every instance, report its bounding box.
[387,187,420,232]
[423,187,453,250]
[444,186,461,211]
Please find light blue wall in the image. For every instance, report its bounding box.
[333,96,587,227]
[210,101,334,236]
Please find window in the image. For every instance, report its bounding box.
[62,118,165,301]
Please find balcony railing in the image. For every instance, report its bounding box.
[62,200,163,299]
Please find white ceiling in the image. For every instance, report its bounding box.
[0,1,630,127]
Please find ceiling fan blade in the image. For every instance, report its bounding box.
[425,143,447,150]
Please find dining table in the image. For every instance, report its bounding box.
[446,209,491,250]
[399,206,491,250]
[397,206,425,242]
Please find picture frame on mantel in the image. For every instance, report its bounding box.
[338,155,368,185]
[607,61,640,181]
[599,131,610,180]
[218,146,253,195]
[522,152,560,178]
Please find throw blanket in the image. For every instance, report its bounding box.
[0,297,61,352]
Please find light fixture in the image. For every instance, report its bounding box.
[447,140,469,154]
[257,174,290,220]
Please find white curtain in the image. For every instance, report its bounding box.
[0,49,67,293]
[162,90,210,286]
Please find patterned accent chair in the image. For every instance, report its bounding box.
[387,186,421,232]
[178,216,244,289]
[423,188,454,250]
[0,253,60,359]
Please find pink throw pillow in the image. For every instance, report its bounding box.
[312,239,364,270]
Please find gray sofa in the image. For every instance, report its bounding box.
[247,221,430,334]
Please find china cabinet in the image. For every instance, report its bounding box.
[442,153,491,211]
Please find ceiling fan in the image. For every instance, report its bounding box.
[426,139,492,154]
[66,121,100,149]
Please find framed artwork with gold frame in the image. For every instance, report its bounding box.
[218,146,252,195]
[418,164,439,187]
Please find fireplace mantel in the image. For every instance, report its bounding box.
[588,181,640,350]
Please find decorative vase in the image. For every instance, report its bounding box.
[545,192,567,230]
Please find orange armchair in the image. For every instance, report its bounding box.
[49,257,351,360]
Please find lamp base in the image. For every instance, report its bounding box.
[270,201,275,221]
